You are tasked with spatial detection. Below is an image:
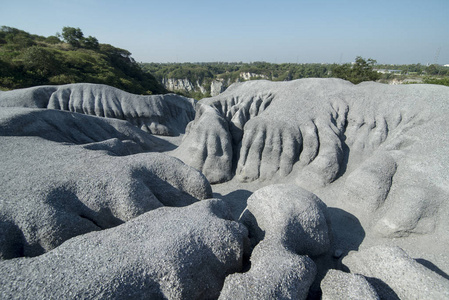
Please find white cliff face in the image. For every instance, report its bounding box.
[211,80,225,96]
[162,74,267,97]
[162,78,196,93]
[239,72,268,81]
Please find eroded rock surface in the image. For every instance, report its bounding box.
[0,136,211,259]
[0,200,247,299]
[0,83,195,136]
[240,184,331,256]
[321,269,379,300]
[343,245,449,299]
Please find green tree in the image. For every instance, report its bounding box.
[331,56,380,84]
[61,27,84,48]
[83,36,99,50]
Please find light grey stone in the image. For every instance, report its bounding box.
[171,103,233,183]
[0,83,195,136]
[0,107,175,153]
[0,136,212,259]
[342,245,449,300]
[219,240,316,300]
[0,199,248,300]
[240,184,331,257]
[345,151,397,211]
[321,269,379,300]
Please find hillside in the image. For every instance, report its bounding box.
[0,26,167,95]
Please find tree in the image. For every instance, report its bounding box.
[83,36,99,50]
[61,27,84,48]
[331,56,380,84]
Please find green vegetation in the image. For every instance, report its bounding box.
[143,58,449,99]
[331,57,380,84]
[0,26,166,94]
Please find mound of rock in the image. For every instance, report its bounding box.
[177,79,449,240]
[0,199,248,299]
[0,107,175,153]
[343,245,449,299]
[0,136,211,259]
[0,83,195,136]
[2,80,449,298]
[240,184,331,256]
[321,269,379,300]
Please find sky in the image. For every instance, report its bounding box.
[1,0,448,64]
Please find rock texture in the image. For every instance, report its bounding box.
[240,184,331,256]
[219,240,316,300]
[0,83,195,136]
[0,199,248,299]
[220,184,330,299]
[0,136,211,259]
[343,246,449,299]
[2,80,449,298]
[176,79,449,239]
[321,269,379,300]
[0,107,175,153]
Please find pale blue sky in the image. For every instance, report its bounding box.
[1,0,448,64]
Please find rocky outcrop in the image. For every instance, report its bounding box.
[220,184,329,299]
[219,240,316,300]
[343,246,449,299]
[321,269,379,300]
[0,83,195,136]
[240,184,331,256]
[175,79,449,239]
[0,134,211,259]
[2,80,449,298]
[0,199,248,299]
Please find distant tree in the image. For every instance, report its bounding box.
[61,27,84,48]
[83,36,99,49]
[45,35,61,44]
[22,46,60,77]
[331,56,380,84]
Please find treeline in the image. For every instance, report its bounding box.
[375,63,449,76]
[142,61,333,83]
[142,58,381,86]
[0,26,166,94]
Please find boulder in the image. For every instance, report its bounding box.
[342,245,449,299]
[0,83,195,136]
[240,184,331,256]
[0,199,248,300]
[321,269,379,300]
[171,104,233,183]
[0,107,175,153]
[0,136,212,259]
[219,241,316,300]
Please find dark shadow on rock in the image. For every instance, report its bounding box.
[415,258,449,280]
[365,277,400,300]
[214,189,252,221]
[308,207,366,299]
[0,219,26,259]
[328,207,365,258]
[334,133,350,181]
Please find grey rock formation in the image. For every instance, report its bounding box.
[0,83,195,136]
[343,245,449,299]
[240,184,331,256]
[345,151,397,211]
[0,136,211,259]
[321,269,379,300]
[0,107,175,153]
[219,240,316,300]
[176,78,449,242]
[0,199,248,300]
[210,80,226,96]
[171,103,233,183]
